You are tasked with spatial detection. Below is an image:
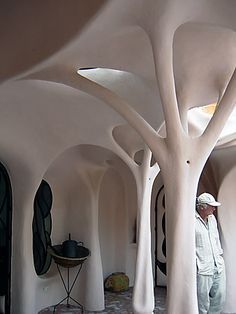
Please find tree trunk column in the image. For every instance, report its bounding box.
[82,170,105,311]
[163,167,199,314]
[133,177,155,314]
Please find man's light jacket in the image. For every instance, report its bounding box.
[195,212,224,275]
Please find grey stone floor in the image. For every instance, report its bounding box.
[39,286,166,314]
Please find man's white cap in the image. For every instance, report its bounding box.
[197,192,221,206]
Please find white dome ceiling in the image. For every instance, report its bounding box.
[0,0,236,165]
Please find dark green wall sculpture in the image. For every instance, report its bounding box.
[33,180,53,276]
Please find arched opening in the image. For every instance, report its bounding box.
[152,173,167,288]
[35,144,138,312]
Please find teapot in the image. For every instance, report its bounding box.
[62,233,79,258]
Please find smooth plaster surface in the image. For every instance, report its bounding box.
[0,1,236,314]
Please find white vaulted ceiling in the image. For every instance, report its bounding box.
[0,0,236,176]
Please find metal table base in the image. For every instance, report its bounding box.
[53,263,84,313]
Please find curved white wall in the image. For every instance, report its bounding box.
[218,165,236,313]
[99,169,128,277]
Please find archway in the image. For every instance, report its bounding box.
[0,162,12,314]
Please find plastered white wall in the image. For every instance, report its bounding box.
[0,1,236,314]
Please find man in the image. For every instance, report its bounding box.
[195,192,226,314]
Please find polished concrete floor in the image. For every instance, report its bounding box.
[39,286,167,313]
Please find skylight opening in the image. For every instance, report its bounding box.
[77,67,123,75]
[78,67,98,71]
[189,103,236,140]
[201,103,216,115]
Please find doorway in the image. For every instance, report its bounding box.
[154,183,167,287]
[0,162,12,314]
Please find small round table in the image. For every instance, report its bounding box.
[48,245,90,313]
